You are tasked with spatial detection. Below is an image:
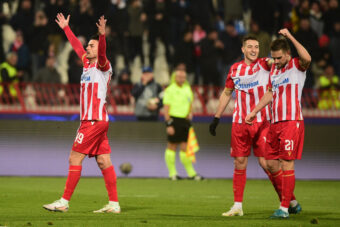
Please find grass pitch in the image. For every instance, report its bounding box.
[0,177,339,227]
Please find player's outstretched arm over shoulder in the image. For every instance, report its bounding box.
[245,90,273,125]
[209,88,233,136]
[278,28,311,70]
[55,13,86,61]
[96,15,109,71]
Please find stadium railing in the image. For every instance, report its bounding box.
[0,82,339,118]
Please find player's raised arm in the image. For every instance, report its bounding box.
[55,13,86,61]
[96,15,109,71]
[278,28,311,70]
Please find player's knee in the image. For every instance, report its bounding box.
[68,156,81,166]
[96,156,112,170]
[234,157,247,169]
[266,160,280,173]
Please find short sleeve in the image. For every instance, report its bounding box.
[225,65,235,89]
[163,87,172,105]
[259,57,271,71]
[293,57,307,72]
[268,65,275,91]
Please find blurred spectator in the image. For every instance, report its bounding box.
[43,0,69,54]
[145,0,171,67]
[323,0,340,35]
[249,0,278,34]
[131,66,163,121]
[199,30,224,101]
[219,21,242,83]
[44,0,69,36]
[309,1,324,37]
[33,56,61,83]
[290,0,310,33]
[312,34,332,79]
[66,35,86,84]
[294,17,319,88]
[320,0,329,12]
[317,64,340,110]
[128,0,146,66]
[104,25,118,71]
[329,20,340,76]
[188,0,215,31]
[67,50,83,84]
[9,0,34,44]
[275,0,293,31]
[116,69,132,105]
[168,0,190,48]
[72,0,96,40]
[28,9,50,80]
[108,0,129,68]
[0,3,6,63]
[9,30,30,80]
[249,20,271,58]
[192,24,206,84]
[222,0,243,23]
[173,31,194,76]
[214,13,225,33]
[0,52,22,102]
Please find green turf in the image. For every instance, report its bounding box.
[0,177,339,227]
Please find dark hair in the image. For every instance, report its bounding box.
[242,35,258,45]
[270,38,291,53]
[90,34,99,41]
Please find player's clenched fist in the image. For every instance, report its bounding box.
[245,112,256,125]
[278,28,292,39]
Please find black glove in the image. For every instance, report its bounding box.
[209,117,220,136]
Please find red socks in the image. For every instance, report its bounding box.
[102,165,118,202]
[281,170,295,208]
[233,169,246,202]
[266,169,283,201]
[265,169,296,203]
[62,165,82,201]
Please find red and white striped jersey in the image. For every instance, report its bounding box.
[63,26,112,122]
[269,57,306,123]
[80,60,112,121]
[225,58,271,123]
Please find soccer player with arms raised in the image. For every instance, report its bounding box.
[209,35,299,216]
[246,28,311,218]
[43,13,120,214]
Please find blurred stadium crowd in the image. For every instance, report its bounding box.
[0,0,339,111]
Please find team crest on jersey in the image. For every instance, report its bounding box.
[252,64,260,74]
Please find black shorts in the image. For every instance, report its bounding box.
[167,117,191,143]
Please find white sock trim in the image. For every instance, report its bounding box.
[60,198,69,205]
[279,206,288,213]
[234,202,242,209]
[109,201,120,207]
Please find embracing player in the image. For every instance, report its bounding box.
[209,35,300,216]
[246,28,311,218]
[43,13,120,213]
